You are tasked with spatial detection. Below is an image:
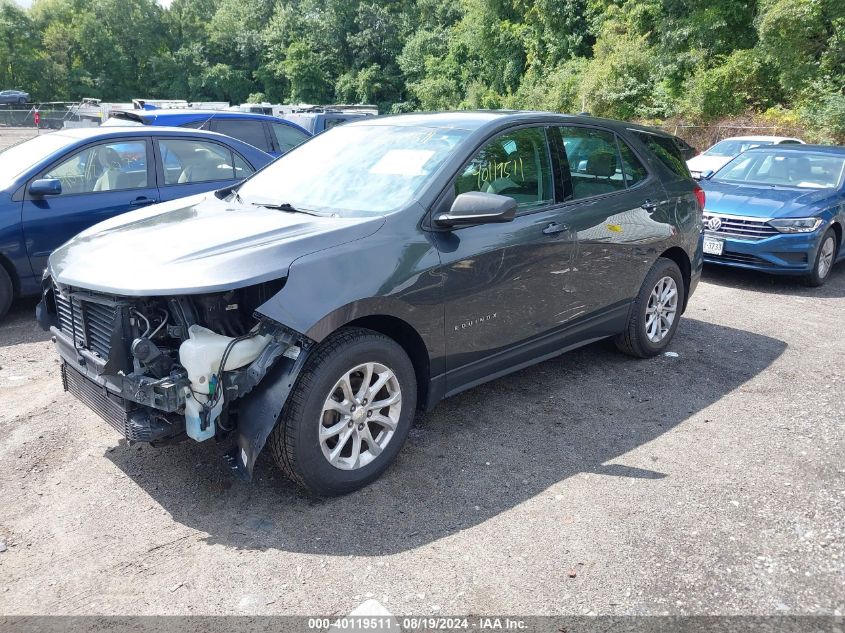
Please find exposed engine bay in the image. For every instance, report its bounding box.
[38,276,310,460]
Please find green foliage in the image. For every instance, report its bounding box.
[680,49,781,120]
[1,0,842,139]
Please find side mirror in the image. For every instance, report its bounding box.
[29,178,62,197]
[700,170,715,181]
[434,192,517,228]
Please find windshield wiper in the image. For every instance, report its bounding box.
[250,201,324,216]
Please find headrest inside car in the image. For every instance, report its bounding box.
[586,151,617,178]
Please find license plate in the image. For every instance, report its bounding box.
[703,237,724,256]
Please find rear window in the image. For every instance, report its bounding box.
[635,132,690,178]
[213,119,272,153]
[270,122,309,154]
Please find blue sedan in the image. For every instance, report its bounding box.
[700,145,845,286]
[0,126,273,319]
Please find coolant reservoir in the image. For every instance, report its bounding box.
[179,325,271,442]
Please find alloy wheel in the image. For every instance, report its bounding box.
[319,362,402,470]
[645,276,678,343]
[817,235,835,279]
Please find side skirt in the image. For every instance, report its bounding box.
[426,301,630,408]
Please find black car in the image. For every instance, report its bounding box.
[39,111,703,496]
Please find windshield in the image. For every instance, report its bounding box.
[714,151,845,189]
[704,139,773,157]
[236,124,470,216]
[0,133,76,188]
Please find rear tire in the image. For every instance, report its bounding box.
[803,229,837,287]
[269,327,417,496]
[615,257,685,358]
[0,266,13,321]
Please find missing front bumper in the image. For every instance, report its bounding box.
[61,362,184,444]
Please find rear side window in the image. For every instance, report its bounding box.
[179,120,207,130]
[635,132,690,178]
[558,127,626,199]
[213,119,272,153]
[618,140,648,187]
[455,127,553,212]
[270,123,309,154]
[158,139,252,185]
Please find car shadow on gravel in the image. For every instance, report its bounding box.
[0,298,49,348]
[105,317,786,556]
[702,262,845,299]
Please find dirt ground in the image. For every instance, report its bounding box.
[0,128,843,617]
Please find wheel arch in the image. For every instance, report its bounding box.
[345,314,431,412]
[0,250,20,297]
[829,220,842,252]
[658,246,691,311]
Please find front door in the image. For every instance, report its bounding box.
[21,138,157,275]
[433,126,578,393]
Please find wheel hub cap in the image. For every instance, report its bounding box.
[319,362,402,471]
[645,276,678,343]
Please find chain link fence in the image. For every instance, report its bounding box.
[656,124,806,152]
[0,102,102,130]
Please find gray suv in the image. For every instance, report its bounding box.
[39,111,703,496]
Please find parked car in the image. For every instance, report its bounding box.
[0,126,273,319]
[39,112,703,496]
[103,109,311,157]
[0,89,29,105]
[283,106,377,134]
[699,144,845,285]
[687,136,804,179]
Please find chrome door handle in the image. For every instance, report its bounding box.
[543,222,568,235]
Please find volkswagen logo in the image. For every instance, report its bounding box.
[707,216,722,231]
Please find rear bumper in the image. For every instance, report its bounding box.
[703,230,822,275]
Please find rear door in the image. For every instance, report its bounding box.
[553,125,672,316]
[21,138,157,274]
[154,137,256,202]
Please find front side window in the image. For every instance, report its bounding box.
[158,139,251,185]
[559,127,626,199]
[213,119,271,153]
[41,140,148,194]
[455,127,553,210]
[270,123,309,154]
[236,124,469,216]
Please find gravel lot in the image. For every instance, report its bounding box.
[0,128,843,617]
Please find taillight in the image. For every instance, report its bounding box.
[693,185,705,210]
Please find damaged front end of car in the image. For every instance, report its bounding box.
[37,276,313,479]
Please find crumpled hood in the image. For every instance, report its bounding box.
[49,193,385,295]
[701,180,837,219]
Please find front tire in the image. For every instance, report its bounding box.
[269,327,417,496]
[804,229,837,287]
[0,265,13,321]
[615,257,685,358]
